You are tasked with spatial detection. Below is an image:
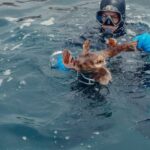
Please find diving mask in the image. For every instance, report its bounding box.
[96,10,121,27]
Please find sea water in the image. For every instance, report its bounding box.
[0,0,150,150]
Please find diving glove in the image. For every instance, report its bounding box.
[133,33,150,52]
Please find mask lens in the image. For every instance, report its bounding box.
[97,11,121,26]
[96,11,104,24]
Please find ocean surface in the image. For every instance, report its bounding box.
[0,0,150,150]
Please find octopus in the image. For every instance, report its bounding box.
[62,38,137,85]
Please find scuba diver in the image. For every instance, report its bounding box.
[95,0,150,51]
[50,0,150,88]
[96,0,126,40]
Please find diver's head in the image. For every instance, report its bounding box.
[96,0,126,38]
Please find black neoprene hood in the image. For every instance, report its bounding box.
[100,0,126,21]
[97,0,126,38]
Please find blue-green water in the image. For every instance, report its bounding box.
[0,0,150,150]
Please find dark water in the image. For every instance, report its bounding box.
[0,0,150,150]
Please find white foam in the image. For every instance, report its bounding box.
[22,136,27,141]
[20,22,32,29]
[7,77,13,82]
[0,79,3,86]
[48,34,55,38]
[20,19,34,29]
[3,46,9,51]
[11,34,16,37]
[145,70,150,74]
[22,33,31,40]
[54,130,58,134]
[5,17,18,22]
[3,69,11,76]
[65,136,70,140]
[93,131,100,135]
[19,80,26,85]
[40,17,55,26]
[24,19,34,23]
[87,145,92,149]
[126,5,130,10]
[11,43,23,51]
[127,29,136,36]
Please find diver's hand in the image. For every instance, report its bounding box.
[133,33,150,52]
[50,51,69,71]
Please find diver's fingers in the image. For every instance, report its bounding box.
[62,49,71,64]
[62,49,77,69]
[82,40,90,55]
[106,38,117,47]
